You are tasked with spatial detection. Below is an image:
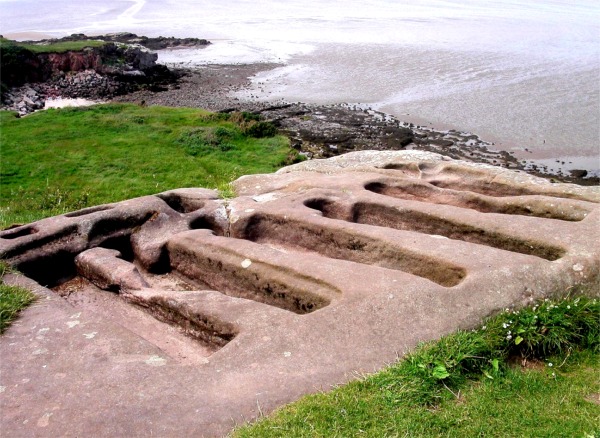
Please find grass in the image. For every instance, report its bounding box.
[0,37,106,53]
[0,261,36,333]
[0,104,300,227]
[235,351,599,437]
[234,290,600,437]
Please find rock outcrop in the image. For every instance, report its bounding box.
[0,35,189,114]
[259,103,414,157]
[1,151,598,437]
[51,32,210,50]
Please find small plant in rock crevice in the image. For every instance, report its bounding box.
[204,167,241,200]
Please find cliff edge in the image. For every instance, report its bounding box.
[0,33,207,113]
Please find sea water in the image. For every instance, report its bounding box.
[1,0,598,174]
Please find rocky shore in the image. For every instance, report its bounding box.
[1,34,596,185]
[114,66,597,185]
[4,70,131,113]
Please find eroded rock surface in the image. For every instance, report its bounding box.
[1,151,599,437]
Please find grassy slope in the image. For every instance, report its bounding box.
[235,294,600,437]
[0,104,295,227]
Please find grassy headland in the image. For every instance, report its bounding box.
[0,37,106,54]
[0,104,298,227]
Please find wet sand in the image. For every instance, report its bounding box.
[44,97,99,109]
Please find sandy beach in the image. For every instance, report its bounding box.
[2,31,57,41]
[44,97,100,109]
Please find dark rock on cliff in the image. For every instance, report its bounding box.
[56,32,211,50]
[1,35,187,113]
[0,42,41,90]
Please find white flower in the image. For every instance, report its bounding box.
[567,305,571,309]
[502,323,509,329]
[548,362,553,367]
[506,334,512,340]
[482,326,487,330]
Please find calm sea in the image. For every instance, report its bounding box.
[1,0,598,174]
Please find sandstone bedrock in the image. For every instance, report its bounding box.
[1,151,598,437]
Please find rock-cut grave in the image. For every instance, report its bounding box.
[0,150,598,437]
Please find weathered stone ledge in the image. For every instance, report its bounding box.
[1,151,598,437]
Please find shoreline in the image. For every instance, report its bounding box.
[1,35,595,185]
[112,63,599,185]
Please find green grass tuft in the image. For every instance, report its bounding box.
[234,291,600,437]
[0,261,36,333]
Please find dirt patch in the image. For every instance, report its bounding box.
[585,393,600,405]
